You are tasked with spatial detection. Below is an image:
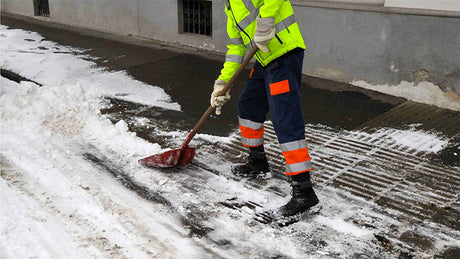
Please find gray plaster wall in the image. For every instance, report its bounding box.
[48,0,139,36]
[1,0,228,50]
[295,6,459,94]
[47,0,228,52]
[1,0,459,105]
[0,0,34,16]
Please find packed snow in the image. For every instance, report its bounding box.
[1,25,458,258]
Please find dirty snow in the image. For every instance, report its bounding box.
[1,25,458,258]
[384,0,460,12]
[352,80,460,111]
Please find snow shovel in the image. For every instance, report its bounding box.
[139,46,259,168]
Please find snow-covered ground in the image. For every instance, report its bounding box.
[0,25,207,258]
[1,25,459,258]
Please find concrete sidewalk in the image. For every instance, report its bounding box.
[2,12,403,133]
[2,12,458,162]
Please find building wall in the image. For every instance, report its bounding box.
[296,6,459,92]
[48,0,228,52]
[0,0,34,16]
[1,0,459,109]
[48,0,139,36]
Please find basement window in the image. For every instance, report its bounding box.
[179,0,212,36]
[34,0,50,17]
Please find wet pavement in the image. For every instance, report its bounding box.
[2,13,457,165]
[1,13,404,137]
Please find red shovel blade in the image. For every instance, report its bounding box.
[138,146,196,168]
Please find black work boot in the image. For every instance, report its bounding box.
[278,180,319,218]
[231,151,271,178]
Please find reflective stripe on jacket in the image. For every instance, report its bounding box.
[217,0,306,83]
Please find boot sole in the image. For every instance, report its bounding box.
[231,166,272,179]
[255,203,322,227]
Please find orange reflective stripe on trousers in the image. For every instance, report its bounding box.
[280,139,313,175]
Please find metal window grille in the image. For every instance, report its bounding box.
[180,0,212,36]
[34,0,50,17]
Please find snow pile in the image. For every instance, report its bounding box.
[0,25,180,110]
[384,0,460,12]
[0,77,160,159]
[0,24,191,160]
[352,80,460,111]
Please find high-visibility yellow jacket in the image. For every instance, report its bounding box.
[217,0,306,83]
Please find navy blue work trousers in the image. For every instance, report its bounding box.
[238,49,306,145]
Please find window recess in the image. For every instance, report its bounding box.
[34,0,50,17]
[179,0,212,36]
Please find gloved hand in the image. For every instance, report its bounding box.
[210,80,231,115]
[254,17,275,53]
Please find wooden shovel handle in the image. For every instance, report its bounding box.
[180,46,259,150]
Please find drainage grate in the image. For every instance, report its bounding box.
[34,0,50,17]
[222,109,460,230]
[180,0,212,36]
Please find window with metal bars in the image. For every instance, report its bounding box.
[34,0,50,17]
[179,0,212,36]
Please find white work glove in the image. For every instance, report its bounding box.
[210,80,231,115]
[254,17,275,53]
